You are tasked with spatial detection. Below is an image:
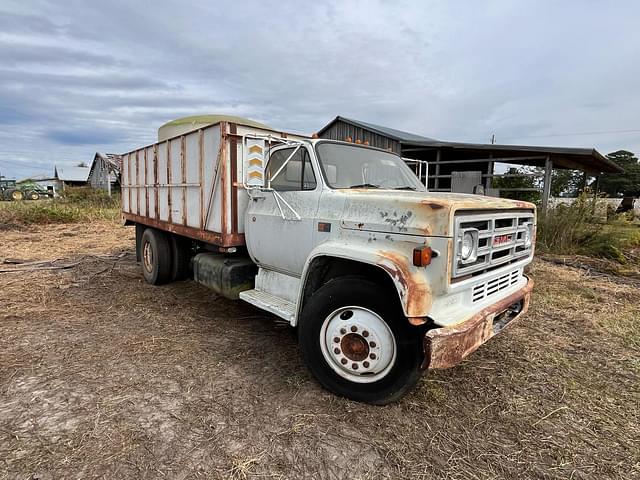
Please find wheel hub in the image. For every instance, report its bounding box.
[340,333,369,362]
[320,306,397,383]
[142,241,153,273]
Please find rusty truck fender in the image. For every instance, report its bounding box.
[294,242,434,325]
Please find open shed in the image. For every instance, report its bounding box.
[317,116,624,211]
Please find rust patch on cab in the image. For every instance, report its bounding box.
[421,200,445,210]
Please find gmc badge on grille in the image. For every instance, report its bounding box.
[493,234,512,246]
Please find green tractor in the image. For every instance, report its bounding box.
[0,180,50,201]
[0,179,23,201]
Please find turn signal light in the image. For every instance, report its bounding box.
[413,246,435,267]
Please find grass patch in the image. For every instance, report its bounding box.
[537,194,640,264]
[0,187,120,225]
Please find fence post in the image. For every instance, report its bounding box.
[541,155,553,213]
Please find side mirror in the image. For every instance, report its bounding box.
[244,138,266,188]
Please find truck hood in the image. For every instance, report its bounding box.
[340,190,535,237]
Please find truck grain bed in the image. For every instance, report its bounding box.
[121,121,305,247]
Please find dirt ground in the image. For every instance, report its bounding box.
[1,222,639,479]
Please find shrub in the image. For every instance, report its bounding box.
[536,193,599,254]
[536,194,640,263]
[60,186,119,208]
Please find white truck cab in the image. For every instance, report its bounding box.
[122,121,535,404]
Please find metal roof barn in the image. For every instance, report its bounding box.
[317,116,624,211]
[54,166,91,183]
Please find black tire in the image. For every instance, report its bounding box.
[298,276,424,405]
[170,234,192,281]
[140,228,172,285]
[6,189,23,201]
[28,191,39,200]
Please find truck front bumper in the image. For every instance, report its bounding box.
[422,277,534,369]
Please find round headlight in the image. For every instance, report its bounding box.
[524,224,533,248]
[461,231,475,260]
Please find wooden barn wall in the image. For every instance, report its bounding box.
[319,120,401,153]
[89,159,108,189]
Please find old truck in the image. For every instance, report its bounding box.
[121,118,535,404]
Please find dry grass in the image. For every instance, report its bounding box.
[1,221,639,479]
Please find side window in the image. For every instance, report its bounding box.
[267,147,317,191]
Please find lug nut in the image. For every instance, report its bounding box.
[369,341,376,348]
[350,326,358,332]
[363,361,370,368]
[370,353,377,360]
[352,363,358,370]
[333,337,340,343]
[334,348,340,355]
[362,331,369,338]
[340,328,346,335]
[341,358,348,365]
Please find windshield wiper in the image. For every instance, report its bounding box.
[393,186,417,190]
[349,183,381,189]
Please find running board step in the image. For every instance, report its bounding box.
[239,289,296,323]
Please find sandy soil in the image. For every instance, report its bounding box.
[1,222,638,479]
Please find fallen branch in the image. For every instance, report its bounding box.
[538,255,640,287]
[0,261,81,273]
[0,252,133,274]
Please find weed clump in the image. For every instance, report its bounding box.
[537,193,640,263]
[0,187,120,225]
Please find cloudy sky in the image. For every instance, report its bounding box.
[1,0,639,179]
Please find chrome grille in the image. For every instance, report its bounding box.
[472,269,520,303]
[452,210,535,278]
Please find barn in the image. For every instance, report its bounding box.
[317,116,624,211]
[88,153,121,194]
[53,165,91,190]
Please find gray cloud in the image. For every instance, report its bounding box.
[0,0,639,180]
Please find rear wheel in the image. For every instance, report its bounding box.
[7,189,23,201]
[298,276,424,404]
[140,228,172,285]
[170,234,193,281]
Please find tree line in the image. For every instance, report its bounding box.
[492,150,640,201]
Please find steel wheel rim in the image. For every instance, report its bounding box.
[320,306,396,384]
[142,241,154,273]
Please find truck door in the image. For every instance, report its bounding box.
[245,145,320,275]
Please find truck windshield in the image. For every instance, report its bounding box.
[315,142,425,191]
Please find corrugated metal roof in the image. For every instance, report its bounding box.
[318,116,437,142]
[403,139,624,174]
[317,115,623,174]
[55,165,90,182]
[17,173,56,183]
[94,153,121,173]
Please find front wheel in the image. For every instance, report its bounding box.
[298,276,424,404]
